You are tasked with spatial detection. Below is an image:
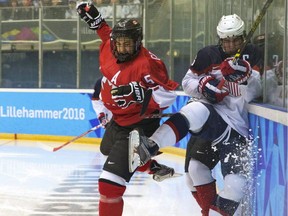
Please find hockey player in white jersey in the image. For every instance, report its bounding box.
[128,14,262,216]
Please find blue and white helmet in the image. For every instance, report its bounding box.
[217,14,245,39]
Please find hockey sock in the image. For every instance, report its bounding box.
[195,181,217,216]
[98,178,126,216]
[210,195,239,216]
[191,191,202,208]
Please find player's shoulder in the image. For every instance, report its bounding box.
[193,45,222,65]
[137,47,165,67]
[196,45,221,58]
[141,47,161,58]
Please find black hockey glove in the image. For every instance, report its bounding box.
[111,82,145,109]
[198,76,229,103]
[220,58,252,84]
[76,1,104,30]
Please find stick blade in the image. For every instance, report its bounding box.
[37,142,54,152]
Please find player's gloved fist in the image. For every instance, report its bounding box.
[198,75,229,103]
[220,58,252,84]
[98,112,109,128]
[76,1,103,30]
[111,81,145,108]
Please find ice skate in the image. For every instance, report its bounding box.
[150,160,175,182]
[128,128,159,172]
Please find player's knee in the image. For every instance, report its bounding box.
[100,170,126,186]
[185,172,196,191]
[179,102,210,133]
[98,179,126,203]
[188,158,214,185]
[219,174,246,202]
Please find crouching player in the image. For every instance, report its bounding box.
[129,14,262,216]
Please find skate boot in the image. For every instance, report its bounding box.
[150,160,175,182]
[128,128,159,172]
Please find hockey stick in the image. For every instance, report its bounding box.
[144,113,174,118]
[39,123,103,152]
[233,0,273,62]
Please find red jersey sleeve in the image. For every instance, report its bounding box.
[97,22,112,43]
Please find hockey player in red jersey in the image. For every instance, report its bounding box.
[77,2,178,216]
[91,77,176,182]
[129,14,263,216]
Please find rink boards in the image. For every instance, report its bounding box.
[0,89,287,216]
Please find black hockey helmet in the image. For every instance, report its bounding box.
[110,18,143,63]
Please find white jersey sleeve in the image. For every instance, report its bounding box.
[240,69,262,103]
[182,69,203,98]
[91,99,113,121]
[151,85,178,109]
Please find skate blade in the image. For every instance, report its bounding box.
[128,130,141,173]
[153,172,183,182]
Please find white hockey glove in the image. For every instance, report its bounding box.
[97,112,110,128]
[198,76,229,103]
[91,98,112,128]
[111,81,145,109]
[220,58,252,84]
[76,1,104,30]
